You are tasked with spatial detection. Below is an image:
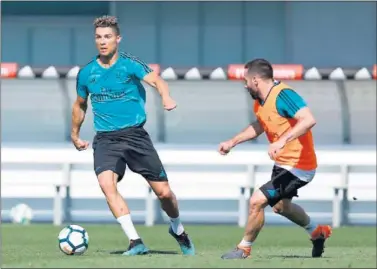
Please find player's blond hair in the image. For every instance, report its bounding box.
[93,15,120,35]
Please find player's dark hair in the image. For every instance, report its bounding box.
[94,15,120,35]
[244,59,273,80]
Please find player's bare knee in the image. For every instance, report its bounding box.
[273,199,292,215]
[249,190,267,214]
[249,199,263,214]
[97,172,117,197]
[154,185,173,201]
[272,201,284,214]
[157,189,173,201]
[149,181,174,201]
[100,183,117,199]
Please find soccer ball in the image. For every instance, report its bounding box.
[58,224,89,255]
[10,203,33,224]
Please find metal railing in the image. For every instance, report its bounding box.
[2,146,376,227]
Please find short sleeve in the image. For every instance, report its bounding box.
[128,57,153,80]
[76,69,88,99]
[276,89,307,118]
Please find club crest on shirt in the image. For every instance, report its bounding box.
[116,70,127,80]
[115,69,132,84]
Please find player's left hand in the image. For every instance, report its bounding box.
[162,96,177,111]
[268,140,286,160]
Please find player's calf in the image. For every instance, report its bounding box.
[98,171,147,251]
[272,199,332,258]
[272,199,310,228]
[98,171,131,217]
[148,180,195,255]
[153,184,180,218]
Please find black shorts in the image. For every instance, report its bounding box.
[260,165,309,207]
[92,126,168,182]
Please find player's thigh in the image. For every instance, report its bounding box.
[260,165,308,207]
[276,167,311,200]
[249,188,270,210]
[125,128,168,182]
[93,135,127,181]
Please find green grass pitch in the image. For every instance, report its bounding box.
[2,224,376,268]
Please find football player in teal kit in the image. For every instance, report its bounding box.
[71,16,195,256]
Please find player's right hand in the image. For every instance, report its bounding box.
[218,140,234,155]
[71,136,89,151]
[162,96,177,111]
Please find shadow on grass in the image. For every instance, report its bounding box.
[267,254,324,259]
[109,250,179,255]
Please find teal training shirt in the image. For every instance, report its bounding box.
[275,88,307,118]
[76,52,152,132]
[259,81,307,118]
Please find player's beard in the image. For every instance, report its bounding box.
[246,87,259,100]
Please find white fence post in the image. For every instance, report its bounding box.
[62,163,72,223]
[53,163,71,226]
[340,165,350,226]
[332,187,341,228]
[145,187,155,226]
[238,187,247,227]
[247,164,256,195]
[53,185,63,226]
[238,165,255,227]
[332,164,349,228]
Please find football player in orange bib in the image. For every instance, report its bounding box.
[219,59,332,259]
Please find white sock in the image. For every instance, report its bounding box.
[239,239,253,247]
[117,214,140,241]
[304,219,317,236]
[170,216,185,235]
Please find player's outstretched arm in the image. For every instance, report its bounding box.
[143,71,177,111]
[128,56,177,111]
[230,120,264,146]
[71,69,90,151]
[71,96,87,138]
[71,96,89,151]
[218,121,264,155]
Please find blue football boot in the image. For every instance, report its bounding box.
[169,226,195,256]
[122,238,149,256]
